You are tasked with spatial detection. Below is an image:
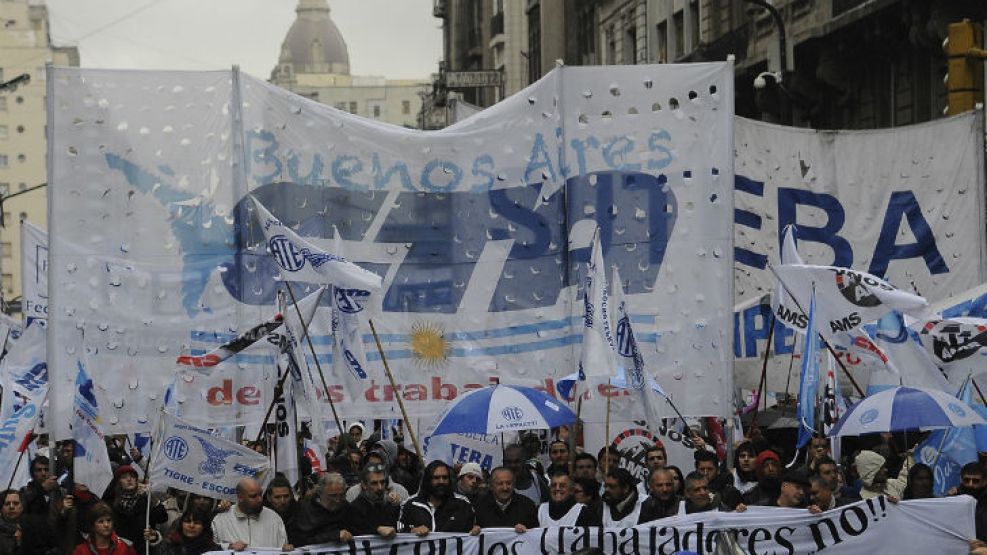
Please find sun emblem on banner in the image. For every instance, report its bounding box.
[409,321,450,369]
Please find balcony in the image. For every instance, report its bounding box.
[433,0,446,18]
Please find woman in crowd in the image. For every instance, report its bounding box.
[902,463,935,500]
[144,508,219,555]
[72,502,137,555]
[666,466,686,497]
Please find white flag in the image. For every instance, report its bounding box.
[770,224,803,319]
[772,264,929,340]
[149,411,272,501]
[580,235,616,377]
[609,268,665,428]
[272,377,299,486]
[72,358,113,496]
[282,287,335,463]
[0,320,47,419]
[249,196,382,291]
[917,317,987,384]
[19,221,47,322]
[871,312,949,392]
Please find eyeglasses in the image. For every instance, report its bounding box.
[364,464,387,474]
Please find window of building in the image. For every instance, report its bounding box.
[0,242,11,258]
[349,101,357,114]
[15,125,23,134]
[656,21,668,63]
[673,11,684,59]
[335,102,347,111]
[0,126,6,139]
[527,5,542,85]
[372,104,381,118]
[17,183,26,191]
[0,155,7,168]
[16,154,24,163]
[0,183,8,195]
[1,274,12,293]
[18,212,26,222]
[0,97,6,112]
[15,96,23,105]
[402,100,411,115]
[688,0,700,52]
[625,25,638,65]
[576,7,597,65]
[606,25,616,64]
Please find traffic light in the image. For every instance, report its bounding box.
[944,21,986,115]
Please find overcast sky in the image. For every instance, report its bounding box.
[43,0,443,80]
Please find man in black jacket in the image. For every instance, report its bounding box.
[472,467,538,533]
[264,475,300,546]
[349,464,400,538]
[400,461,474,535]
[694,450,743,510]
[602,468,641,527]
[19,456,59,518]
[294,472,354,545]
[638,468,680,523]
[0,489,58,554]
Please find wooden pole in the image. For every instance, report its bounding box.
[750,315,776,430]
[282,282,344,435]
[254,363,292,445]
[369,319,423,460]
[567,380,580,475]
[973,378,987,406]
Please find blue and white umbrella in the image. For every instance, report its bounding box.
[430,385,577,436]
[829,386,987,437]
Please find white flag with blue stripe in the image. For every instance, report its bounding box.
[250,196,382,291]
[580,234,616,377]
[796,290,820,449]
[72,358,113,496]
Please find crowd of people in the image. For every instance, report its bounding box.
[2,421,987,554]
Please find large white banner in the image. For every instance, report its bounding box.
[203,497,973,555]
[733,113,985,393]
[49,64,735,436]
[19,221,47,322]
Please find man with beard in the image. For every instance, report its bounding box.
[293,473,354,545]
[472,467,539,533]
[636,445,667,498]
[538,473,599,527]
[349,464,400,538]
[855,449,910,501]
[572,453,598,481]
[503,445,548,505]
[742,450,783,506]
[211,478,288,551]
[694,450,743,510]
[19,456,60,517]
[0,489,57,554]
[400,461,475,535]
[958,462,987,541]
[544,441,571,478]
[264,476,300,547]
[602,468,641,527]
[455,463,484,504]
[638,468,680,523]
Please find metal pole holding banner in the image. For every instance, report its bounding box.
[369,319,423,460]
[282,282,344,436]
[750,314,776,430]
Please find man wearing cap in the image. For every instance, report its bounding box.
[774,470,810,508]
[109,464,166,554]
[456,463,484,504]
[742,450,783,506]
[400,461,475,535]
[855,449,910,501]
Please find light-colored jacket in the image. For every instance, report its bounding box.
[211,505,287,550]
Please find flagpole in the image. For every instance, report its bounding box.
[368,319,423,460]
[768,265,866,397]
[568,380,580,475]
[254,362,293,445]
[604,387,612,476]
[750,314,776,430]
[282,282,344,436]
[972,378,987,406]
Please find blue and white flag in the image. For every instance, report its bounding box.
[917,379,979,497]
[149,410,271,501]
[871,312,949,393]
[580,234,616,377]
[0,320,47,420]
[72,359,113,496]
[328,226,373,382]
[250,196,382,291]
[608,268,666,428]
[796,290,821,449]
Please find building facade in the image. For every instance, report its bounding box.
[431,0,987,130]
[271,0,428,129]
[0,0,78,310]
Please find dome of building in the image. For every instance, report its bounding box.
[274,0,350,78]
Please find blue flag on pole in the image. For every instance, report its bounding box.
[917,378,978,497]
[796,290,820,449]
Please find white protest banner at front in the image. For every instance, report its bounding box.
[48,64,734,438]
[202,497,973,555]
[149,411,272,501]
[19,221,47,323]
